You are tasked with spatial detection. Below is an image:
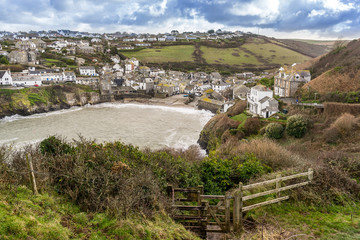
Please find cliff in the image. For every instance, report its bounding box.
[0,84,101,119]
[303,39,360,94]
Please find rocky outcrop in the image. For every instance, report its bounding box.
[0,85,102,119]
[197,113,240,151]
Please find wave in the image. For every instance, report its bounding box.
[91,102,213,115]
[90,102,214,126]
[0,106,84,123]
[0,137,19,145]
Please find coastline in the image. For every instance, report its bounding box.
[0,95,200,120]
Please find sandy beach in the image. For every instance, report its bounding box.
[122,95,198,109]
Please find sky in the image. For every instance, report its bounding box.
[0,0,359,40]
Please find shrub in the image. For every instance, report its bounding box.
[286,114,307,138]
[233,154,270,183]
[243,117,261,136]
[226,100,246,117]
[39,136,73,156]
[217,138,305,170]
[200,157,233,194]
[323,127,341,144]
[265,123,284,139]
[330,113,356,135]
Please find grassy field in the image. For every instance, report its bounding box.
[241,43,311,65]
[200,46,261,66]
[247,202,360,239]
[120,45,195,63]
[0,186,199,240]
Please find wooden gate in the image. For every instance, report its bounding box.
[168,168,314,238]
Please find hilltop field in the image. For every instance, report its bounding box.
[120,36,330,73]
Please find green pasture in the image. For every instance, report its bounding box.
[120,45,195,63]
[241,43,310,65]
[200,46,261,66]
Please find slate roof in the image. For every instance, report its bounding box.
[259,96,270,104]
[253,85,272,92]
[0,70,6,78]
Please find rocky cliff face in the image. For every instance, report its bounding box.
[0,85,102,119]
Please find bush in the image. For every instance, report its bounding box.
[265,123,284,139]
[39,136,73,156]
[323,127,341,144]
[226,100,247,117]
[217,138,305,170]
[233,154,270,183]
[330,113,356,135]
[286,115,307,138]
[243,117,261,136]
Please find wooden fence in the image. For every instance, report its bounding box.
[169,168,313,238]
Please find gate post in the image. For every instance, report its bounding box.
[233,190,241,232]
[225,192,231,232]
[239,182,244,233]
[200,200,208,239]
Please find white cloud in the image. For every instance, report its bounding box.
[322,0,354,12]
[149,0,168,16]
[333,20,352,32]
[308,9,326,17]
[230,0,279,23]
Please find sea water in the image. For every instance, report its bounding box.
[0,103,213,150]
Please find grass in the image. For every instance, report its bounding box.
[231,113,249,128]
[247,202,360,239]
[200,46,261,66]
[241,43,310,65]
[120,45,195,63]
[0,186,200,240]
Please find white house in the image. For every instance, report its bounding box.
[63,72,76,82]
[247,85,278,118]
[12,73,42,87]
[212,83,231,92]
[79,66,98,76]
[111,55,121,64]
[138,78,154,93]
[0,70,12,86]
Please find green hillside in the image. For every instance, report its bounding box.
[241,42,310,65]
[119,36,323,72]
[121,45,195,63]
[200,46,261,66]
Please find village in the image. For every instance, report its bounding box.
[0,29,311,117]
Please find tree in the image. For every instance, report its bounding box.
[286,115,307,138]
[110,46,118,55]
[207,29,215,34]
[0,56,9,64]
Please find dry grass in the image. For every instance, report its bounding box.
[324,102,360,118]
[227,100,247,117]
[330,113,357,135]
[323,113,358,143]
[304,69,360,94]
[218,138,306,170]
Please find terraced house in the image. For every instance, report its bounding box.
[274,65,311,98]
